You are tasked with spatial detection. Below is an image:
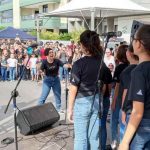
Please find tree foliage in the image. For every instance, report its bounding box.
[28,27,85,41]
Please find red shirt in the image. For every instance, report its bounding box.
[40,48,47,60]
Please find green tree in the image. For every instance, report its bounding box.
[28,30,37,36]
[0,26,5,30]
[70,28,85,42]
[58,32,72,40]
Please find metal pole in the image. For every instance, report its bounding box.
[36,16,40,42]
[90,8,95,31]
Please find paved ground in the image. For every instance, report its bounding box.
[0,80,111,150]
[0,81,74,150]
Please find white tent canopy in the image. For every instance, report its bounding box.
[42,0,150,30]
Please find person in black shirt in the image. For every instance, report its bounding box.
[68,30,112,150]
[121,45,139,125]
[118,45,139,143]
[101,66,112,150]
[111,45,128,149]
[38,48,70,112]
[119,25,150,150]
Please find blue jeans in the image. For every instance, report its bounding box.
[1,66,7,81]
[101,97,110,150]
[9,67,16,81]
[130,118,150,150]
[119,110,126,142]
[74,94,100,150]
[38,76,61,111]
[110,103,120,143]
[17,65,23,78]
[59,66,68,81]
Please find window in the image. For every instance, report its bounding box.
[34,10,39,18]
[43,4,48,13]
[104,25,107,33]
[0,0,12,5]
[1,10,13,23]
[114,25,118,32]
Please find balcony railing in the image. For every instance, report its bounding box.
[21,17,63,29]
[0,2,13,11]
[20,0,60,7]
[0,0,12,5]
[1,17,13,23]
[21,15,35,20]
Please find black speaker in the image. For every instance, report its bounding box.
[130,20,144,39]
[16,102,60,135]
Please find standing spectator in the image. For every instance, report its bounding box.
[104,48,116,71]
[29,53,37,81]
[17,54,23,79]
[1,55,8,81]
[7,54,18,81]
[57,44,68,82]
[40,46,47,61]
[53,41,59,53]
[36,56,43,82]
[23,54,30,80]
[72,47,82,64]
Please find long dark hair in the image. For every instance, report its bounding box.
[136,25,150,55]
[116,44,128,63]
[80,30,103,57]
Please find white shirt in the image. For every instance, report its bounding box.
[30,58,37,68]
[104,55,115,68]
[7,58,18,67]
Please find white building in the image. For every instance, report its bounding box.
[68,0,150,43]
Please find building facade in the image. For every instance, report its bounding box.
[0,0,150,42]
[67,0,150,43]
[0,0,68,32]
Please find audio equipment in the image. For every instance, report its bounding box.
[16,102,60,135]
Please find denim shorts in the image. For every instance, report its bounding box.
[31,68,36,75]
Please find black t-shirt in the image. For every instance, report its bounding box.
[70,56,112,98]
[41,59,63,77]
[128,61,150,119]
[113,63,129,83]
[121,64,137,113]
[113,63,128,108]
[103,66,113,98]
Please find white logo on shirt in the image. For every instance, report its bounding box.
[72,78,75,82]
[137,90,143,96]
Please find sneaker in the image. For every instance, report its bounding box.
[111,141,117,150]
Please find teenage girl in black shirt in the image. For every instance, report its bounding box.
[119,25,150,150]
[68,30,112,150]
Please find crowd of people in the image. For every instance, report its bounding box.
[0,39,81,82]
[1,25,150,150]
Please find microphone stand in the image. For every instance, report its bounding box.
[98,80,103,150]
[64,71,69,122]
[4,54,31,150]
[59,68,72,125]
